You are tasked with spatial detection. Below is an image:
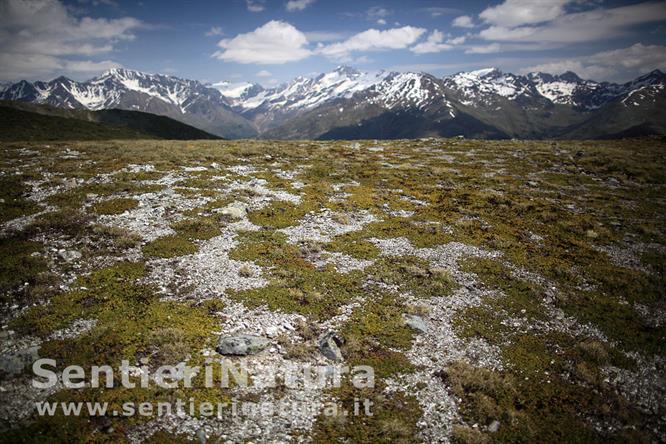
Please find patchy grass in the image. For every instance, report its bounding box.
[0,234,48,304]
[368,255,457,298]
[171,216,221,240]
[143,235,199,258]
[91,197,139,215]
[0,174,40,223]
[313,385,422,443]
[228,229,367,320]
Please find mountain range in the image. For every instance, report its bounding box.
[2,66,664,140]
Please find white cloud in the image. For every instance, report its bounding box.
[410,30,453,54]
[521,43,666,81]
[304,31,348,42]
[452,15,474,28]
[205,26,223,37]
[422,7,460,18]
[286,0,315,12]
[256,69,272,77]
[479,2,666,44]
[521,60,613,79]
[0,0,142,80]
[319,26,426,60]
[448,36,467,45]
[480,0,570,28]
[376,19,387,26]
[62,59,121,72]
[246,0,265,12]
[213,20,311,64]
[465,43,502,54]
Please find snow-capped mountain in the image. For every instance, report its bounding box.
[617,70,666,108]
[0,68,256,138]
[443,68,541,106]
[262,67,665,140]
[211,81,264,101]
[442,67,666,112]
[363,72,451,111]
[220,66,392,129]
[233,66,390,112]
[2,66,664,140]
[526,71,626,110]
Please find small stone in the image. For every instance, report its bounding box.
[318,331,344,362]
[216,334,269,356]
[488,420,500,433]
[404,314,428,333]
[527,181,538,187]
[282,321,294,331]
[585,229,598,239]
[265,326,279,338]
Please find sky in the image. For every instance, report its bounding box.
[1,0,665,85]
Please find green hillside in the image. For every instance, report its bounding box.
[0,101,221,141]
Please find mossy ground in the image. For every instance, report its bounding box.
[0,138,665,442]
[142,235,199,258]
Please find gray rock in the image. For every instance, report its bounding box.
[0,345,40,375]
[318,331,344,362]
[488,420,500,433]
[218,205,247,220]
[404,314,428,333]
[196,427,207,444]
[265,326,279,338]
[216,334,269,356]
[58,250,82,261]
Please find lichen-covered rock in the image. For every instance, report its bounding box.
[0,345,40,375]
[404,314,428,333]
[218,204,247,220]
[318,331,344,362]
[216,334,269,355]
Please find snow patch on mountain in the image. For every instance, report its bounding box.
[226,66,391,113]
[211,81,257,99]
[367,72,446,110]
[445,68,535,105]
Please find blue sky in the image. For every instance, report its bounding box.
[1,0,665,84]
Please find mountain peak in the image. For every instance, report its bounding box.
[469,67,502,78]
[103,67,130,76]
[633,69,665,83]
[333,65,361,76]
[50,75,74,84]
[557,71,583,82]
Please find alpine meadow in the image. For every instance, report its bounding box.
[0,0,665,443]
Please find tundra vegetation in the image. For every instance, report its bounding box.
[0,138,664,443]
